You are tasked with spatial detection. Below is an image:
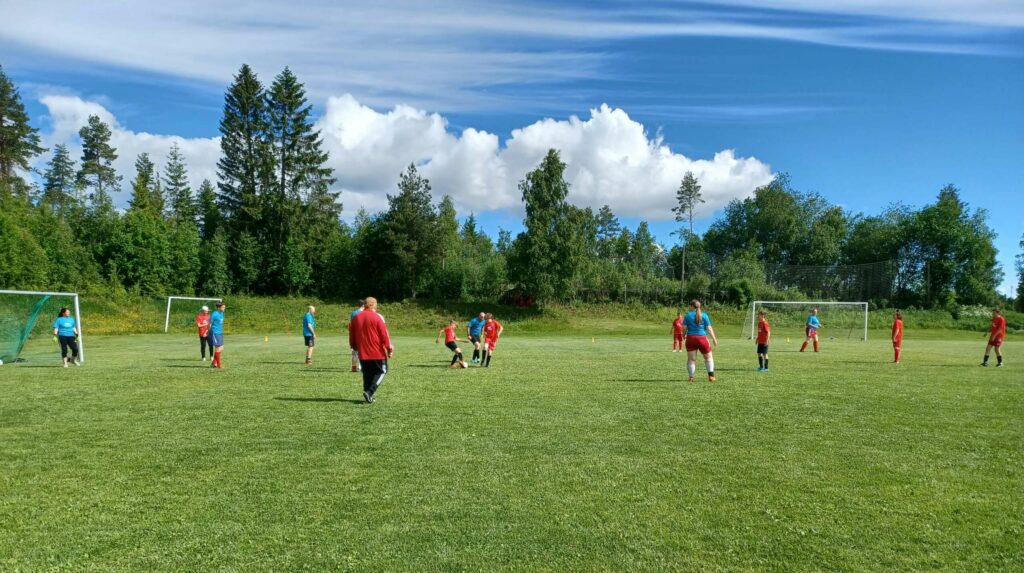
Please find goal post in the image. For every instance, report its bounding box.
[164,296,223,333]
[0,289,84,363]
[742,300,869,341]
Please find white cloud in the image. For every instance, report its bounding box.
[39,95,220,201]
[36,93,772,221]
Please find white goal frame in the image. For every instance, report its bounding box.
[747,300,869,341]
[164,296,223,333]
[0,289,84,362]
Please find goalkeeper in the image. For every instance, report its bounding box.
[52,307,80,367]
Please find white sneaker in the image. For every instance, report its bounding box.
[74,360,81,367]
[63,362,68,368]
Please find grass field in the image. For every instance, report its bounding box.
[2,331,1021,571]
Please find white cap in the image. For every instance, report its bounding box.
[201,305,209,312]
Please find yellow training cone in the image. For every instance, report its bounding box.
[264,336,269,343]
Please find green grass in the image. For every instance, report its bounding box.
[2,332,1021,571]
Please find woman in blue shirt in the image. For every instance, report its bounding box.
[52,307,80,368]
[682,300,718,382]
[800,308,822,353]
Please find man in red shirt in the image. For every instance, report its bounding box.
[348,297,394,403]
[671,312,684,352]
[756,310,770,372]
[481,313,504,368]
[195,306,212,361]
[982,308,1006,367]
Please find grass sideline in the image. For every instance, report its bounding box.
[2,333,1021,571]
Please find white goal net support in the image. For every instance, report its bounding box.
[0,290,84,363]
[164,296,223,333]
[741,301,869,341]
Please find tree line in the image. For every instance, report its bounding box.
[0,64,1019,310]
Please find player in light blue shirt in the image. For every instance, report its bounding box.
[801,308,822,353]
[681,300,718,382]
[209,302,226,368]
[467,312,486,363]
[303,305,317,365]
[52,307,80,367]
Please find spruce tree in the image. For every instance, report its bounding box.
[41,144,78,213]
[0,65,45,185]
[197,179,220,241]
[77,114,121,207]
[164,143,196,223]
[128,153,156,212]
[673,171,704,298]
[217,64,270,231]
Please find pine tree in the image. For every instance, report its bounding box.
[511,149,573,301]
[41,144,78,213]
[128,153,156,212]
[217,64,270,231]
[437,195,460,270]
[0,65,45,186]
[595,204,621,258]
[77,114,121,207]
[164,143,196,223]
[197,179,220,241]
[200,228,231,295]
[673,171,704,299]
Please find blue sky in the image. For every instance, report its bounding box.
[3,0,1022,294]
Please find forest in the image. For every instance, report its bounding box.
[1,64,1020,311]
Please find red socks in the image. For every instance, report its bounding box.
[213,350,222,367]
[894,348,901,362]
[800,341,808,352]
[813,341,819,352]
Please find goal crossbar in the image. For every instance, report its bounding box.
[0,289,84,362]
[747,300,869,341]
[165,296,223,333]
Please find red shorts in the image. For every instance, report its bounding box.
[673,332,684,342]
[892,337,902,347]
[685,336,711,354]
[989,336,1004,348]
[486,338,498,350]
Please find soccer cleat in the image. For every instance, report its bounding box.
[762,369,769,373]
[997,363,1003,368]
[980,363,988,367]
[74,360,81,367]
[688,376,694,383]
[63,362,68,368]
[363,390,372,403]
[460,361,468,369]
[708,375,717,382]
[211,363,218,368]
[351,366,358,372]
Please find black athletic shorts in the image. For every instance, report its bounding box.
[469,334,481,344]
[757,344,769,354]
[304,335,315,347]
[445,341,459,352]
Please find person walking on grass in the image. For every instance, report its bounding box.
[467,312,486,364]
[195,305,213,361]
[52,307,80,368]
[982,308,1006,367]
[209,302,226,369]
[481,313,504,368]
[303,305,317,365]
[800,308,822,353]
[437,319,469,369]
[683,300,718,382]
[756,310,770,372]
[348,299,365,372]
[892,310,903,364]
[672,311,685,352]
[349,297,393,403]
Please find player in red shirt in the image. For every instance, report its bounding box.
[195,306,212,361]
[348,297,394,403]
[756,310,770,372]
[481,313,504,368]
[436,319,468,369]
[671,312,684,352]
[892,310,903,364]
[982,308,1006,367]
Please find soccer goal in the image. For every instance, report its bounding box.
[164,296,223,333]
[0,290,83,364]
[741,301,869,341]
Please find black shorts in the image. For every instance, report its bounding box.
[304,335,315,347]
[469,334,481,344]
[757,344,769,354]
[445,341,459,352]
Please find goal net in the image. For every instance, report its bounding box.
[0,290,83,364]
[164,296,223,333]
[741,301,868,341]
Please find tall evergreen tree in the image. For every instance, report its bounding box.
[164,143,196,223]
[128,153,156,212]
[217,64,270,231]
[595,204,621,258]
[77,114,121,207]
[197,179,220,241]
[437,195,460,270]
[0,65,45,187]
[41,144,78,213]
[673,171,704,297]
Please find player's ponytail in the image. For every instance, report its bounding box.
[692,299,702,324]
